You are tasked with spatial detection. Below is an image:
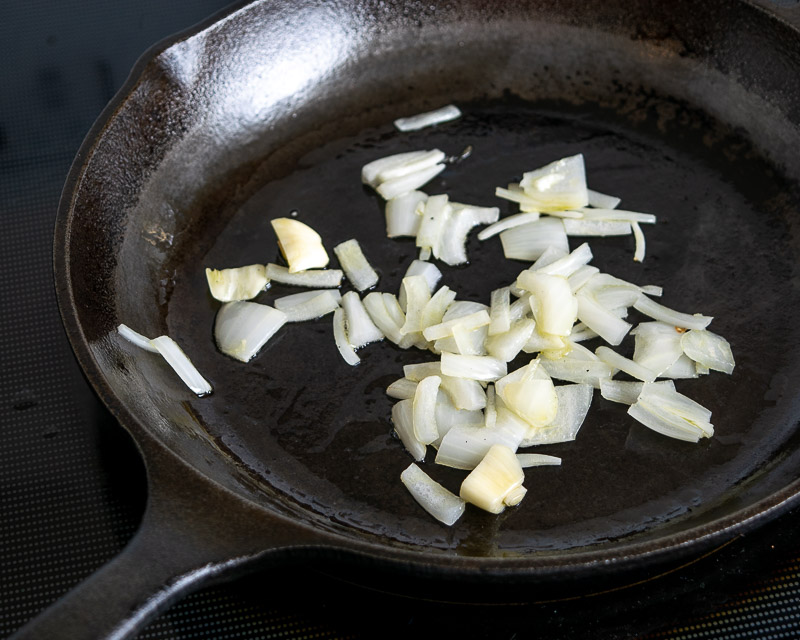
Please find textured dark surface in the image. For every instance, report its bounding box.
[3,1,800,639]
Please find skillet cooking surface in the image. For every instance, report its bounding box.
[64,0,800,576]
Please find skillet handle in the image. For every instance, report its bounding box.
[9,441,326,640]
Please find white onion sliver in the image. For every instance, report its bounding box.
[680,329,735,374]
[362,150,429,187]
[519,154,589,211]
[517,453,562,467]
[539,358,615,388]
[486,318,536,363]
[631,221,646,262]
[265,263,343,288]
[400,463,465,526]
[520,383,593,447]
[205,264,268,302]
[634,295,713,330]
[440,352,507,381]
[404,259,442,293]
[150,336,212,397]
[627,383,713,442]
[596,346,657,383]
[274,290,340,322]
[600,379,675,405]
[394,105,462,132]
[118,324,158,353]
[586,189,621,210]
[563,219,632,237]
[423,310,490,341]
[533,242,593,278]
[332,307,360,366]
[341,292,384,348]
[386,377,418,400]
[392,399,425,460]
[377,164,445,200]
[362,292,404,345]
[576,292,632,346]
[435,423,524,470]
[477,212,541,241]
[499,218,569,261]
[386,191,427,238]
[413,375,441,445]
[334,239,379,292]
[214,301,287,363]
[578,208,655,224]
[488,287,511,336]
[376,150,446,184]
[416,194,451,253]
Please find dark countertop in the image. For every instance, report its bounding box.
[2,2,799,638]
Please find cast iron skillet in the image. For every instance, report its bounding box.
[16,0,800,637]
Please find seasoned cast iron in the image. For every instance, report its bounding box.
[17,0,800,637]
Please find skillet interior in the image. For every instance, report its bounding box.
[64,0,800,573]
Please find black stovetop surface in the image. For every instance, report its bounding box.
[2,2,799,638]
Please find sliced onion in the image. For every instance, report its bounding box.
[415,194,451,254]
[334,239,379,292]
[400,463,465,526]
[627,383,713,442]
[362,150,429,187]
[270,218,329,273]
[435,205,499,265]
[595,346,657,383]
[568,265,600,292]
[386,377,418,400]
[539,358,615,388]
[519,383,592,446]
[499,217,568,261]
[563,219,632,237]
[600,379,675,405]
[517,453,562,467]
[631,321,684,376]
[634,295,713,330]
[576,291,632,346]
[434,390,485,444]
[422,310,491,341]
[478,212,541,241]
[394,104,462,132]
[376,149,446,184]
[631,221,646,262]
[404,259,442,293]
[273,290,340,322]
[377,163,445,200]
[680,329,735,374]
[533,242,593,278]
[578,207,655,224]
[419,286,457,333]
[332,307,360,366]
[118,324,158,353]
[488,287,511,336]
[214,301,287,363]
[435,422,525,470]
[265,263,343,288]
[341,291,384,348]
[440,352,507,381]
[385,191,427,238]
[391,398,425,460]
[519,154,589,211]
[413,375,441,445]
[586,189,621,209]
[399,275,432,335]
[363,292,405,345]
[150,336,212,396]
[516,272,577,337]
[660,353,701,379]
[205,264,268,302]
[486,318,536,362]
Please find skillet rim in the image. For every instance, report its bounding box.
[52,0,800,580]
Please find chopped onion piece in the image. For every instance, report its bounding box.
[519,384,593,446]
[631,321,684,376]
[399,275,432,335]
[586,189,621,209]
[205,264,268,302]
[516,272,577,336]
[460,444,526,513]
[422,310,490,341]
[265,263,343,288]
[519,155,589,211]
[332,307,360,366]
[419,286,457,332]
[563,219,632,237]
[477,212,541,241]
[596,346,657,383]
[681,329,735,374]
[273,290,340,322]
[385,191,427,238]
[413,375,441,445]
[499,218,568,261]
[435,205,500,266]
[117,324,158,353]
[600,379,675,405]
[517,453,562,467]
[634,295,713,330]
[214,301,287,363]
[484,385,497,429]
[531,245,569,271]
[533,242,593,278]
[270,218,329,273]
[392,398,425,460]
[441,353,507,381]
[416,194,451,253]
[523,331,567,354]
[404,259,442,293]
[400,463,465,526]
[440,376,487,411]
[376,149,446,184]
[661,354,702,379]
[486,318,536,362]
[362,150,429,187]
[488,287,511,336]
[363,292,405,345]
[334,239,379,291]
[150,336,212,396]
[576,292,632,345]
[539,358,615,388]
[628,383,713,442]
[578,208,655,224]
[436,423,525,471]
[377,164,445,200]
[496,359,558,428]
[386,377,418,400]
[394,104,462,132]
[341,292,384,348]
[568,265,600,292]
[434,390,485,444]
[632,221,646,262]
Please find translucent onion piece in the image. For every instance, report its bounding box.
[385,191,427,238]
[214,301,287,363]
[600,379,675,405]
[634,295,713,330]
[399,275,432,335]
[435,205,500,266]
[150,336,212,397]
[517,272,577,337]
[632,221,646,262]
[434,301,490,356]
[404,259,442,293]
[265,263,343,288]
[680,329,735,374]
[341,292,384,348]
[434,390,485,445]
[576,292,632,346]
[533,242,593,278]
[439,376,487,411]
[460,444,526,513]
[631,321,684,376]
[413,375,441,445]
[486,318,536,362]
[404,361,442,381]
[386,377,418,400]
[517,453,562,467]
[332,307,360,366]
[498,360,558,428]
[334,239,379,292]
[436,423,525,471]
[523,331,566,354]
[484,385,497,429]
[519,383,593,446]
[392,399,425,460]
[440,353,507,382]
[519,154,589,211]
[452,324,486,356]
[273,290,340,322]
[539,358,615,388]
[563,219,632,237]
[660,354,701,379]
[578,208,655,224]
[205,264,268,302]
[362,150,429,187]
[568,265,600,292]
[117,324,158,353]
[416,194,451,253]
[419,286,457,333]
[499,217,569,261]
[477,212,541,241]
[394,104,462,132]
[488,287,511,336]
[363,292,405,345]
[627,383,714,442]
[595,346,657,383]
[376,163,445,200]
[586,189,621,209]
[531,245,569,271]
[423,310,491,341]
[400,463,465,526]
[376,149,446,184]
[270,218,329,273]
